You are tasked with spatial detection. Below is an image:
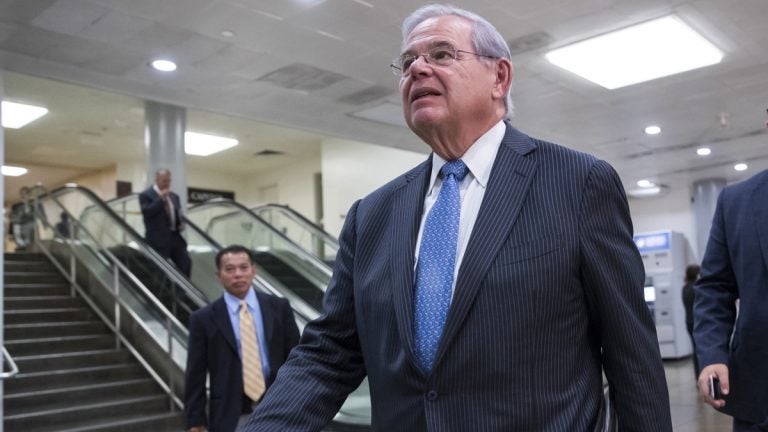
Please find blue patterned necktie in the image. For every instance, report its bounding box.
[414,159,469,372]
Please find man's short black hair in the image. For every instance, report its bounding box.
[215,245,256,270]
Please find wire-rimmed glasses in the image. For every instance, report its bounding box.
[390,46,497,76]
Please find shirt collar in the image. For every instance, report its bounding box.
[427,120,505,192]
[224,287,257,315]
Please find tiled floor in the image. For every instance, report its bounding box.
[665,357,733,432]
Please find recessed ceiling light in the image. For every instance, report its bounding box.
[185,131,238,156]
[221,30,235,38]
[644,125,661,135]
[696,147,711,156]
[734,163,748,172]
[151,59,177,72]
[1,101,49,129]
[637,179,655,188]
[628,184,668,198]
[1,165,28,176]
[545,15,723,89]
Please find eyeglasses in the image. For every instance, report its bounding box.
[390,46,497,76]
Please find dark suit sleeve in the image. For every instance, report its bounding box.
[184,311,208,429]
[243,200,367,431]
[693,190,738,368]
[578,160,672,431]
[139,189,164,218]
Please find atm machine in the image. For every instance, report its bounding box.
[633,230,693,359]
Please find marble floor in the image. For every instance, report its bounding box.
[665,357,733,432]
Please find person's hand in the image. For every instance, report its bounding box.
[698,363,729,408]
[188,426,206,432]
[179,222,186,232]
[158,188,171,199]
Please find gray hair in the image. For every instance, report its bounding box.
[401,4,514,117]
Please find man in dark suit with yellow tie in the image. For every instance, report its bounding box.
[184,245,300,432]
[243,4,671,431]
[139,168,192,277]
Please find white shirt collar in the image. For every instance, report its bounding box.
[427,120,506,192]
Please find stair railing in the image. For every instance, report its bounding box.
[30,185,190,412]
[0,347,19,379]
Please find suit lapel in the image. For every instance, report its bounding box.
[435,125,538,367]
[212,297,239,356]
[390,159,432,374]
[751,172,768,273]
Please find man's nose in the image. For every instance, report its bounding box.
[408,55,433,76]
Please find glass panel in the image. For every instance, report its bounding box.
[30,186,189,389]
[45,186,207,328]
[187,202,331,312]
[106,194,222,303]
[253,204,339,265]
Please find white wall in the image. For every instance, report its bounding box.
[242,155,321,221]
[116,160,146,193]
[70,166,118,200]
[187,169,250,203]
[628,187,699,262]
[322,138,428,237]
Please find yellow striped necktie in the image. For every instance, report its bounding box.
[239,300,265,401]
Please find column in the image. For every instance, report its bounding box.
[144,101,187,209]
[692,178,726,262]
[0,67,6,417]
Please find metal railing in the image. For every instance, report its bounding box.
[252,203,339,263]
[0,347,20,380]
[190,198,332,284]
[26,185,190,411]
[103,193,317,324]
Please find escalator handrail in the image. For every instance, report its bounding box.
[50,184,207,308]
[31,185,202,322]
[104,194,317,323]
[252,203,340,250]
[189,198,333,280]
[0,347,19,379]
[180,211,316,323]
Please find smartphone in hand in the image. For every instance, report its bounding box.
[709,376,723,399]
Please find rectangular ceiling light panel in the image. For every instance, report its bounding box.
[545,15,723,89]
[1,165,28,176]
[185,131,239,156]
[2,101,49,129]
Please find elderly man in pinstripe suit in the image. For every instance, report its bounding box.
[243,4,672,431]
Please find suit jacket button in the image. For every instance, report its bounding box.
[426,390,438,401]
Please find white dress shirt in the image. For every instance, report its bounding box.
[414,120,505,298]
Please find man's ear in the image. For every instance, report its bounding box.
[492,58,513,100]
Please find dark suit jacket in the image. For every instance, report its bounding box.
[245,124,671,431]
[184,291,300,432]
[139,186,184,253]
[694,169,768,426]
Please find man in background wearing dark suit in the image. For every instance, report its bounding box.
[139,168,192,277]
[694,169,768,431]
[244,4,671,431]
[184,245,300,432]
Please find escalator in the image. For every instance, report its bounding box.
[105,194,371,430]
[185,199,332,309]
[8,185,196,426]
[50,185,212,327]
[252,204,340,266]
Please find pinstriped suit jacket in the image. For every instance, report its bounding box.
[244,124,672,431]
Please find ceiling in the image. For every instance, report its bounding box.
[2,0,767,203]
